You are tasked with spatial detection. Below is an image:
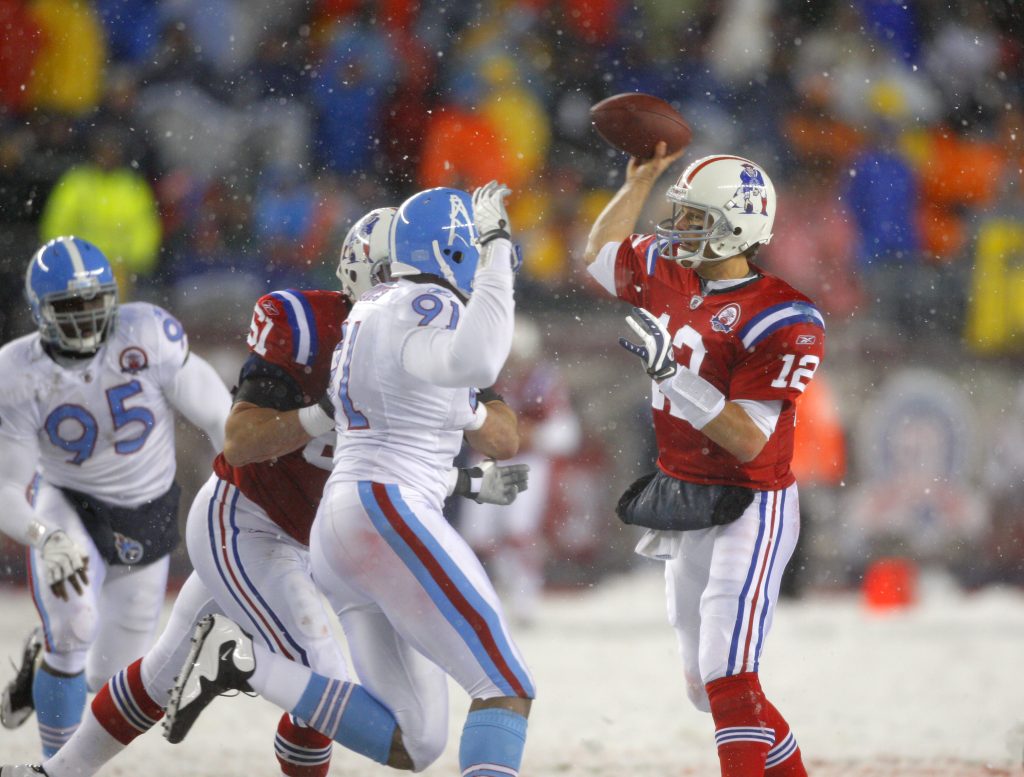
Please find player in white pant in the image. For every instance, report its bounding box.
[1,211,528,777]
[666,486,801,711]
[0,237,230,760]
[161,183,535,777]
[583,147,823,776]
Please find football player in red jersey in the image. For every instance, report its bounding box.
[583,144,823,777]
[4,209,528,777]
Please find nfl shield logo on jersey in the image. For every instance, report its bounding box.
[114,532,144,564]
[710,303,741,333]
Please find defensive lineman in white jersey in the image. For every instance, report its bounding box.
[163,183,535,777]
[0,237,230,758]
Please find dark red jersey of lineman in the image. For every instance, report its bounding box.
[613,234,826,490]
[213,289,349,545]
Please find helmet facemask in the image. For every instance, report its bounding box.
[656,200,735,266]
[38,282,118,355]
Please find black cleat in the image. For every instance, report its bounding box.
[1,628,42,730]
[163,615,255,744]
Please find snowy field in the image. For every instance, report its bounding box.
[2,567,1023,776]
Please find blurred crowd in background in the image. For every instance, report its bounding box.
[2,0,1024,604]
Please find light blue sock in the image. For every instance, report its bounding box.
[33,665,87,758]
[291,673,396,764]
[459,708,529,777]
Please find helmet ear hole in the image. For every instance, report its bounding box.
[451,251,463,263]
[733,227,742,235]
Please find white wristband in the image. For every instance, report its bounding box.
[297,403,335,437]
[465,401,488,431]
[659,368,726,430]
[26,519,49,549]
[446,467,460,497]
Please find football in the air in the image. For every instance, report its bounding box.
[589,93,692,159]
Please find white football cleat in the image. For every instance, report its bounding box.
[163,614,255,744]
[1,628,43,729]
[0,765,48,776]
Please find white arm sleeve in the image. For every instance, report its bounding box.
[165,352,232,452]
[586,241,621,297]
[402,239,516,388]
[0,434,48,547]
[732,399,783,439]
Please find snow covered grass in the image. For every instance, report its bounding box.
[2,568,1022,775]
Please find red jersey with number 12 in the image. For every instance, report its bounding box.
[213,289,349,544]
[612,234,825,490]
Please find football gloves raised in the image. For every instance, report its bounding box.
[472,181,512,245]
[619,306,677,381]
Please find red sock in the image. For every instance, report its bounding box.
[760,697,807,776]
[276,712,333,777]
[91,658,164,745]
[706,673,773,776]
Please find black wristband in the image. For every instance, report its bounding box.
[452,467,484,499]
[317,392,335,419]
[476,386,504,404]
[478,228,511,246]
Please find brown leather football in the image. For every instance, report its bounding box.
[590,93,692,159]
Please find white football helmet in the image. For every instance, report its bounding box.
[336,207,397,301]
[656,155,775,266]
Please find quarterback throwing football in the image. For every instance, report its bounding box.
[584,144,824,777]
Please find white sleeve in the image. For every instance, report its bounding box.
[586,242,621,296]
[0,434,48,547]
[164,352,232,452]
[401,239,515,388]
[732,399,783,439]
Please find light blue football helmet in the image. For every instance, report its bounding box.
[26,236,119,354]
[388,187,481,297]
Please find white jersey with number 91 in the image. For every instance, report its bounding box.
[326,281,486,510]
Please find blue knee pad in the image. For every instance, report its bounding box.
[459,708,528,777]
[33,665,87,757]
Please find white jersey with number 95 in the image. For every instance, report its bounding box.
[0,302,191,506]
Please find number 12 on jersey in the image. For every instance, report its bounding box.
[771,353,819,391]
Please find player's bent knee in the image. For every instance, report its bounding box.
[44,606,99,661]
[392,706,448,771]
[469,695,532,718]
[386,728,415,771]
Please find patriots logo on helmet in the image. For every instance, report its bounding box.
[358,212,382,260]
[726,163,769,216]
[119,346,149,374]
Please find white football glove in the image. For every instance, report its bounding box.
[455,460,530,505]
[619,306,677,381]
[40,530,89,601]
[472,181,512,245]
